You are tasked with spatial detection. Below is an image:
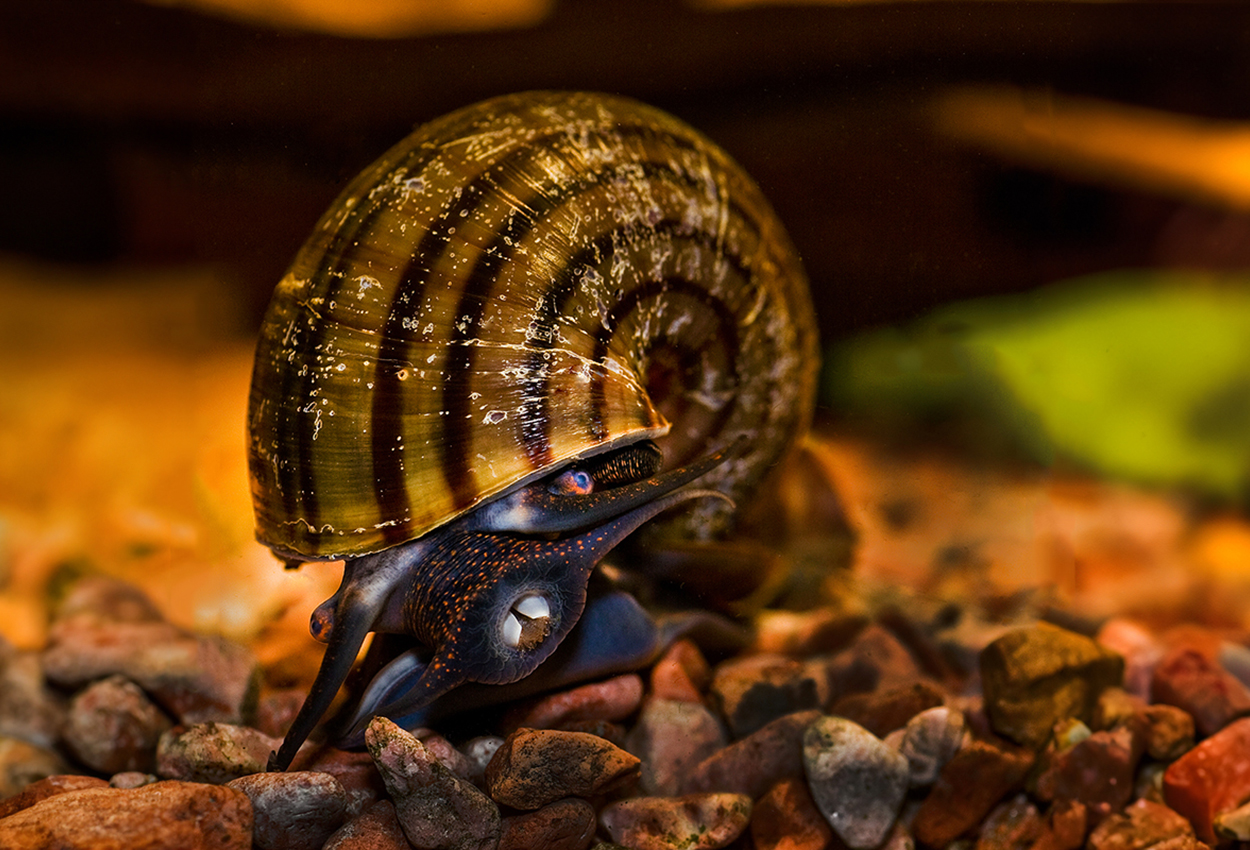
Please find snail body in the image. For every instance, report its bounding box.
[247,91,818,769]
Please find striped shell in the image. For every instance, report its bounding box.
[248,91,818,560]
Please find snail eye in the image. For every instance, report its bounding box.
[502,593,553,651]
[549,469,595,496]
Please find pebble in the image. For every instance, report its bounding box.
[710,653,825,738]
[829,679,945,738]
[1096,618,1164,701]
[895,704,966,786]
[750,776,836,850]
[1086,798,1197,850]
[827,623,923,696]
[155,722,278,784]
[803,715,910,849]
[1163,714,1250,842]
[910,737,1035,848]
[254,687,306,739]
[0,734,68,798]
[322,800,409,850]
[1214,797,1250,840]
[411,728,473,778]
[52,574,166,624]
[0,639,64,750]
[227,770,348,850]
[683,709,821,798]
[1034,725,1143,824]
[1150,645,1250,738]
[752,608,868,656]
[0,780,253,849]
[290,745,386,817]
[109,771,159,788]
[485,726,641,810]
[649,638,712,702]
[1141,704,1195,762]
[0,774,108,818]
[365,716,501,850]
[504,674,644,731]
[461,735,506,784]
[975,794,1043,850]
[627,697,727,795]
[599,792,752,850]
[41,617,259,725]
[499,797,597,850]
[979,622,1125,748]
[62,674,172,774]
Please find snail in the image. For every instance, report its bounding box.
[247,91,819,770]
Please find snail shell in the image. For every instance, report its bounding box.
[247,90,818,561]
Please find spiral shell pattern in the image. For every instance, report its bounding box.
[248,91,818,560]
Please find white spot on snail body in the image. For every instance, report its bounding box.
[484,410,507,425]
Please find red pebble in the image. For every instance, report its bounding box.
[650,640,712,703]
[503,674,644,732]
[1034,726,1144,825]
[1163,715,1250,842]
[1152,647,1250,738]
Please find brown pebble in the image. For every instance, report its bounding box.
[504,674,644,732]
[41,618,259,725]
[830,679,945,738]
[1142,704,1195,762]
[500,797,597,850]
[1048,799,1088,850]
[0,780,253,849]
[911,737,1035,847]
[0,734,68,798]
[827,623,923,697]
[975,794,1043,850]
[1151,646,1250,738]
[0,641,65,750]
[322,800,410,850]
[254,688,306,739]
[227,771,348,850]
[751,777,836,850]
[155,722,278,784]
[366,716,501,850]
[599,793,752,850]
[752,608,868,656]
[0,774,108,818]
[710,653,824,738]
[979,622,1125,748]
[650,639,712,702]
[486,726,641,810]
[1086,798,1197,850]
[683,709,821,798]
[62,674,172,774]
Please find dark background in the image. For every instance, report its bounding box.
[4,0,1249,342]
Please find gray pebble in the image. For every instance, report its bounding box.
[366,716,501,850]
[803,715,910,849]
[896,706,966,786]
[228,770,349,850]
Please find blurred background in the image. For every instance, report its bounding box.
[6,0,1250,656]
